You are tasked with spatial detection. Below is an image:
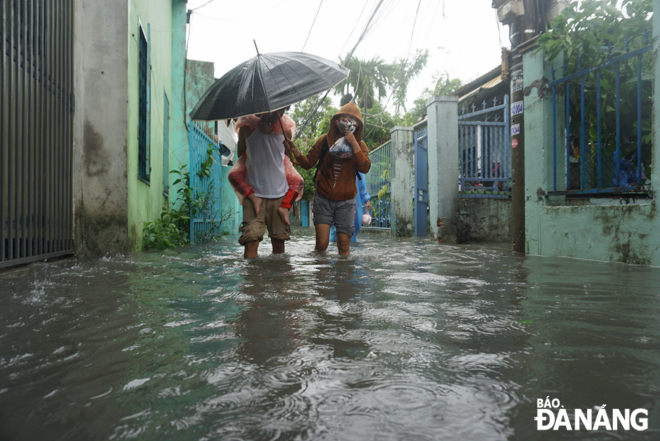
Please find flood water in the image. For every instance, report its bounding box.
[1,227,659,441]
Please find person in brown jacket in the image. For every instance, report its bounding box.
[284,102,371,255]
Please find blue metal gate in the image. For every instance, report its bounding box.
[300,201,309,227]
[363,140,392,230]
[414,127,428,237]
[189,122,230,243]
[458,96,511,198]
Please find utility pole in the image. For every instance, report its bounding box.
[492,0,569,253]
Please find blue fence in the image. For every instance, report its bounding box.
[300,201,309,227]
[189,122,230,243]
[458,95,511,198]
[547,32,652,195]
[414,126,428,237]
[363,140,392,230]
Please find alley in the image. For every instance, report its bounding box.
[1,230,659,440]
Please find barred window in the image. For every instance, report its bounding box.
[138,24,150,183]
[163,91,170,195]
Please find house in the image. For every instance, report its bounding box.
[73,0,189,254]
[1,0,193,269]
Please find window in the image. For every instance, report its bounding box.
[138,23,150,183]
[163,91,170,196]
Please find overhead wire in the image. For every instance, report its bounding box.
[338,0,372,58]
[302,0,324,52]
[364,0,422,139]
[295,0,386,139]
[191,0,216,12]
[422,0,441,49]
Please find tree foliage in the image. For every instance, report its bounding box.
[406,71,463,125]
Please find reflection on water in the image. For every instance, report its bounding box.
[1,228,659,440]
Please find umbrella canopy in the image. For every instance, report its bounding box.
[190,52,349,121]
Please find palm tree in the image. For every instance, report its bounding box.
[336,56,394,111]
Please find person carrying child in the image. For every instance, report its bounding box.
[284,102,370,256]
[228,109,304,258]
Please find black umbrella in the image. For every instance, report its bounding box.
[190,51,349,121]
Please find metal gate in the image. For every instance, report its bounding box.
[363,139,392,230]
[188,122,230,243]
[458,96,511,198]
[414,126,428,237]
[2,0,75,268]
[300,200,309,227]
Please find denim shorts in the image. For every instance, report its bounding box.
[312,193,356,237]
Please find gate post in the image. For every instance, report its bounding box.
[426,96,459,243]
[390,126,415,237]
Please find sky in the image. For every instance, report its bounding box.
[185,0,508,113]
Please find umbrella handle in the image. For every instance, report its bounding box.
[277,115,289,141]
[278,115,300,164]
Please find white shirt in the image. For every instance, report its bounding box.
[245,129,288,199]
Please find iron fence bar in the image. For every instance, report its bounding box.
[504,94,509,186]
[466,125,471,180]
[468,125,472,180]
[18,0,25,258]
[458,102,507,120]
[615,62,621,187]
[14,0,20,257]
[37,0,43,255]
[460,193,511,199]
[472,126,476,180]
[457,121,507,127]
[459,125,463,190]
[0,249,72,269]
[57,0,63,251]
[580,65,586,190]
[597,70,602,188]
[552,83,557,191]
[637,54,642,185]
[1,0,6,262]
[189,123,194,242]
[463,178,510,183]
[51,0,57,251]
[547,44,652,88]
[548,186,648,196]
[10,0,17,259]
[63,0,69,250]
[565,79,570,190]
[28,0,35,257]
[486,126,491,180]
[46,0,52,253]
[68,0,74,250]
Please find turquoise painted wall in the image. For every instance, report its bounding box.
[522,4,660,266]
[169,0,189,212]
[126,0,178,250]
[126,0,187,251]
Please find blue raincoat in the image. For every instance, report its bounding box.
[329,172,370,243]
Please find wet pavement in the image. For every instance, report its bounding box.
[1,227,659,440]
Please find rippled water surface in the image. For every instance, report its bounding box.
[1,228,659,440]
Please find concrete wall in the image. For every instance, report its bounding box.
[521,2,660,266]
[390,126,414,236]
[74,0,130,256]
[457,198,511,243]
[126,0,180,250]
